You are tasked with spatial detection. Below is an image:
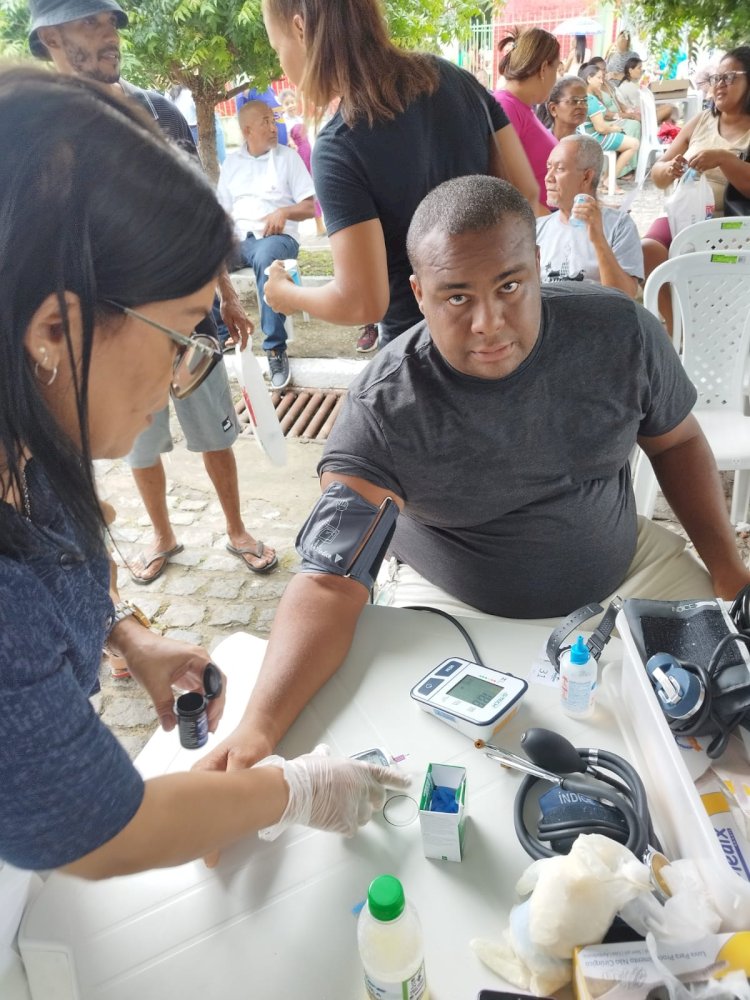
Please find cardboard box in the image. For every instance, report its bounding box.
[649,78,689,100]
[573,933,750,1000]
[418,763,466,862]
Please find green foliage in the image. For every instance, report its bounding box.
[625,0,750,52]
[0,0,482,178]
[0,0,34,58]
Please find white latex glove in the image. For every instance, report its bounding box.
[255,743,411,840]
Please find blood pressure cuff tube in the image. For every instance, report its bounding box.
[295,481,399,591]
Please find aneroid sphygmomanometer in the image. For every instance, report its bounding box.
[621,591,750,758]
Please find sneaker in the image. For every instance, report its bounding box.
[267,350,291,390]
[356,324,379,353]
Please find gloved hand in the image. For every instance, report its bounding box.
[255,744,411,840]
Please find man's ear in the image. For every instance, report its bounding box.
[409,273,425,315]
[36,25,62,54]
[23,292,81,376]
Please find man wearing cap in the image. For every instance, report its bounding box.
[28,0,280,585]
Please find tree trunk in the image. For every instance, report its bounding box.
[195,93,220,184]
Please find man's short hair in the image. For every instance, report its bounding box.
[407,176,536,273]
[559,134,604,191]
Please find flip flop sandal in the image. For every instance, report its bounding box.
[226,540,278,575]
[129,543,184,585]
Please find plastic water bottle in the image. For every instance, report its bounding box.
[560,634,596,719]
[357,874,429,1000]
[570,193,589,228]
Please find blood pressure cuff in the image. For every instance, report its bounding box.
[295,481,399,591]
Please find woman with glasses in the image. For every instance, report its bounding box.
[537,75,589,141]
[0,67,406,878]
[642,47,750,294]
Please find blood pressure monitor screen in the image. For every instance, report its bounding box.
[446,674,503,708]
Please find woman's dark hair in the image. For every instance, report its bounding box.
[581,64,604,86]
[263,0,439,126]
[621,57,642,82]
[721,46,750,115]
[536,75,583,128]
[0,66,234,556]
[497,26,560,81]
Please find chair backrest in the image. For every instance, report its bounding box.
[670,217,750,257]
[635,90,664,186]
[643,251,750,411]
[640,89,660,148]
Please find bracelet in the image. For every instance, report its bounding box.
[104,600,151,655]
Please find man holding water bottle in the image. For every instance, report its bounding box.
[536,135,642,297]
[218,100,316,389]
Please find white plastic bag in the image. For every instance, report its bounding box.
[665,168,715,237]
[236,345,287,467]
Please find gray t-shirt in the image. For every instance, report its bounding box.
[536,207,644,284]
[320,283,696,617]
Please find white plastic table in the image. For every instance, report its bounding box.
[18,606,629,1000]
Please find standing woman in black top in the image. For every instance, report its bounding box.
[262,0,541,346]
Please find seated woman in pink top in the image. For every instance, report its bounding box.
[494,27,561,211]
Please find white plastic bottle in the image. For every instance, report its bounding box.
[560,634,596,719]
[357,874,428,1000]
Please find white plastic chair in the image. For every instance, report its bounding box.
[635,90,664,187]
[603,149,617,197]
[668,218,750,350]
[670,216,750,256]
[643,251,750,523]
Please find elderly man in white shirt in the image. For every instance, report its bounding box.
[536,134,643,298]
[218,100,315,388]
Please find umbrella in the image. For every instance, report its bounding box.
[552,16,605,36]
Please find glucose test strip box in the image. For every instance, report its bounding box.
[418,763,466,862]
[573,933,750,1000]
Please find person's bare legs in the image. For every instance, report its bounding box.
[616,137,639,176]
[202,447,276,571]
[130,459,180,582]
[642,237,672,332]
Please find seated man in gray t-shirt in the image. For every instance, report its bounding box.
[536,135,643,298]
[198,175,750,771]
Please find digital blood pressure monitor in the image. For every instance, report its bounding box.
[410,658,528,740]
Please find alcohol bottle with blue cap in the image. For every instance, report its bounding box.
[357,874,428,999]
[559,634,596,718]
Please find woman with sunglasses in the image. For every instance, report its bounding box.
[260,0,540,349]
[537,75,589,141]
[0,67,406,879]
[642,47,750,293]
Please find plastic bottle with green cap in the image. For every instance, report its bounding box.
[357,874,428,999]
[560,634,597,719]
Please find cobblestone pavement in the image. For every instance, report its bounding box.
[97,179,750,760]
[96,437,324,758]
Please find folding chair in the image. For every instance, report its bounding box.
[643,251,750,523]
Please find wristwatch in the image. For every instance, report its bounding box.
[104,599,151,654]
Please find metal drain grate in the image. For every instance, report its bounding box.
[236,387,347,441]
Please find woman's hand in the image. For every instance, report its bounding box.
[666,155,688,180]
[255,744,412,839]
[123,632,227,734]
[263,259,296,313]
[688,149,731,174]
